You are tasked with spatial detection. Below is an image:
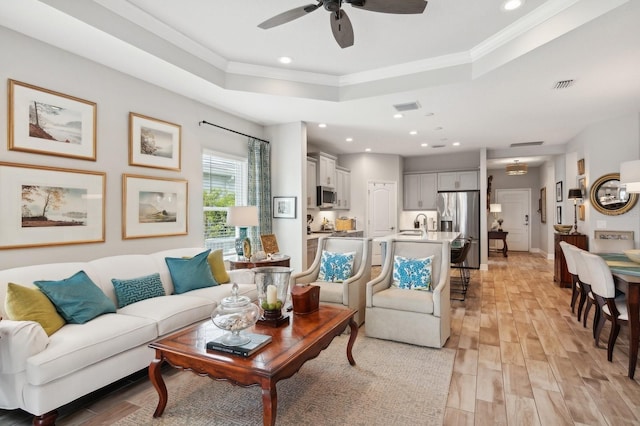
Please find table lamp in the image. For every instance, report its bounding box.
[227,206,259,257]
[567,188,582,234]
[489,203,502,231]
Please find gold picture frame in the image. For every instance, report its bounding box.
[578,204,585,221]
[8,79,97,160]
[577,158,585,175]
[129,112,182,171]
[0,162,105,249]
[540,187,547,223]
[122,174,188,239]
[260,234,280,254]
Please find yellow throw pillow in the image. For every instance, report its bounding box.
[5,282,66,336]
[208,249,230,284]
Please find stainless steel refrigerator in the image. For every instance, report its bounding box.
[437,190,480,269]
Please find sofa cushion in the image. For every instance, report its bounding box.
[318,251,355,283]
[26,313,157,386]
[372,287,435,314]
[117,294,215,336]
[111,273,166,308]
[392,255,433,291]
[34,271,117,324]
[5,283,66,336]
[165,249,218,294]
[208,249,230,284]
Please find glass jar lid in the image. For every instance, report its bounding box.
[219,283,251,308]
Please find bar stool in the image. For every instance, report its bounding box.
[450,237,472,301]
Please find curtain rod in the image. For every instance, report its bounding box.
[199,120,270,144]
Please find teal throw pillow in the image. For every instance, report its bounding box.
[392,255,434,291]
[34,271,116,324]
[165,249,218,294]
[318,251,355,283]
[111,273,166,308]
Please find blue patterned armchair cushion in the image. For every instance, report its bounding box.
[111,273,166,308]
[318,251,356,283]
[392,255,434,291]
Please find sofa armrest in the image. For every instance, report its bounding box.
[227,269,255,285]
[0,320,49,374]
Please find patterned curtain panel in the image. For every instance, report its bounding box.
[248,138,271,251]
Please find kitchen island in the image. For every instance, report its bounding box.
[374,231,461,264]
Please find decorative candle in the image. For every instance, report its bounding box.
[266,284,277,305]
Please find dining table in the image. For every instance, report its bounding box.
[599,253,640,379]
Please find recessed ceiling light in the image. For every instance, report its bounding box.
[278,56,292,64]
[346,137,353,142]
[409,130,418,135]
[453,142,461,146]
[318,123,327,128]
[502,0,524,11]
[393,113,403,119]
[421,143,428,147]
[365,148,371,152]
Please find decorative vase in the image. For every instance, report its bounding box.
[253,266,293,327]
[211,283,260,346]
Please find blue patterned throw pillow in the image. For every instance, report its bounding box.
[111,273,166,308]
[318,251,355,283]
[392,255,434,291]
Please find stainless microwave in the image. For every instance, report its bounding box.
[317,186,336,208]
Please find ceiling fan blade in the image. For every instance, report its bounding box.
[350,0,428,14]
[330,9,354,48]
[258,4,320,29]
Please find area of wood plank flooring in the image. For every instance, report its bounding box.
[1,251,638,425]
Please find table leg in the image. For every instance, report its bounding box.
[261,380,277,426]
[627,285,639,379]
[346,317,358,366]
[149,357,168,417]
[503,238,508,257]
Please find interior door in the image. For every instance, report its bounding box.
[367,181,397,265]
[496,189,530,252]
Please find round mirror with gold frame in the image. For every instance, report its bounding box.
[589,173,638,215]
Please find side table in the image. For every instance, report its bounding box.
[229,255,291,270]
[488,231,509,257]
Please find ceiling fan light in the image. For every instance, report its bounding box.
[506,161,528,175]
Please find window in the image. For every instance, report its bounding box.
[202,150,247,255]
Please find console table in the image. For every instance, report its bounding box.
[553,233,588,288]
[488,231,509,257]
[228,255,290,270]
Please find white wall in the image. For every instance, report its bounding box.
[0,26,265,269]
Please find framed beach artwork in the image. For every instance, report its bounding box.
[122,174,188,239]
[0,162,105,249]
[129,113,181,171]
[8,79,97,160]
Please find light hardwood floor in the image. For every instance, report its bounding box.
[2,252,639,425]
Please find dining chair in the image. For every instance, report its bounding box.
[559,241,580,315]
[580,251,629,361]
[570,244,598,336]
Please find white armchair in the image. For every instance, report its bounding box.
[290,237,371,325]
[365,239,451,348]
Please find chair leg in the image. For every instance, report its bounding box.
[583,298,593,329]
[594,308,606,347]
[607,321,621,362]
[570,278,579,313]
[577,286,587,322]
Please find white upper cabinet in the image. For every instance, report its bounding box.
[306,158,317,209]
[437,170,478,191]
[314,152,337,188]
[404,173,437,210]
[335,167,351,210]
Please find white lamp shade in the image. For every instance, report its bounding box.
[227,206,259,226]
[621,160,640,186]
[626,182,640,193]
[489,203,502,213]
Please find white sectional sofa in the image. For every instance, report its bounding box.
[0,247,257,425]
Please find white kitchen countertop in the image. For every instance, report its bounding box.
[306,230,363,240]
[374,231,461,243]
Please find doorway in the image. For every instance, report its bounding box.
[495,189,531,252]
[367,181,397,265]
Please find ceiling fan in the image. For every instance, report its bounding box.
[258,0,428,49]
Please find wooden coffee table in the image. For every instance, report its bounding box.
[148,305,358,426]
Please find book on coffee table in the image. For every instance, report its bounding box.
[206,333,272,357]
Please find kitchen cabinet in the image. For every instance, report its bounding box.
[403,173,437,210]
[554,233,588,288]
[437,170,478,191]
[307,238,318,269]
[306,158,317,209]
[335,167,351,210]
[313,152,337,188]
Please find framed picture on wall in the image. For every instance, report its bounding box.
[540,187,547,224]
[273,196,296,219]
[577,158,585,175]
[578,177,587,198]
[129,112,182,171]
[0,162,105,249]
[8,79,97,160]
[556,206,562,224]
[556,181,563,202]
[578,204,585,221]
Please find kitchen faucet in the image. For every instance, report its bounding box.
[414,213,428,231]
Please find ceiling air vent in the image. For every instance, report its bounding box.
[552,79,575,89]
[510,141,544,147]
[432,144,446,149]
[393,101,421,112]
